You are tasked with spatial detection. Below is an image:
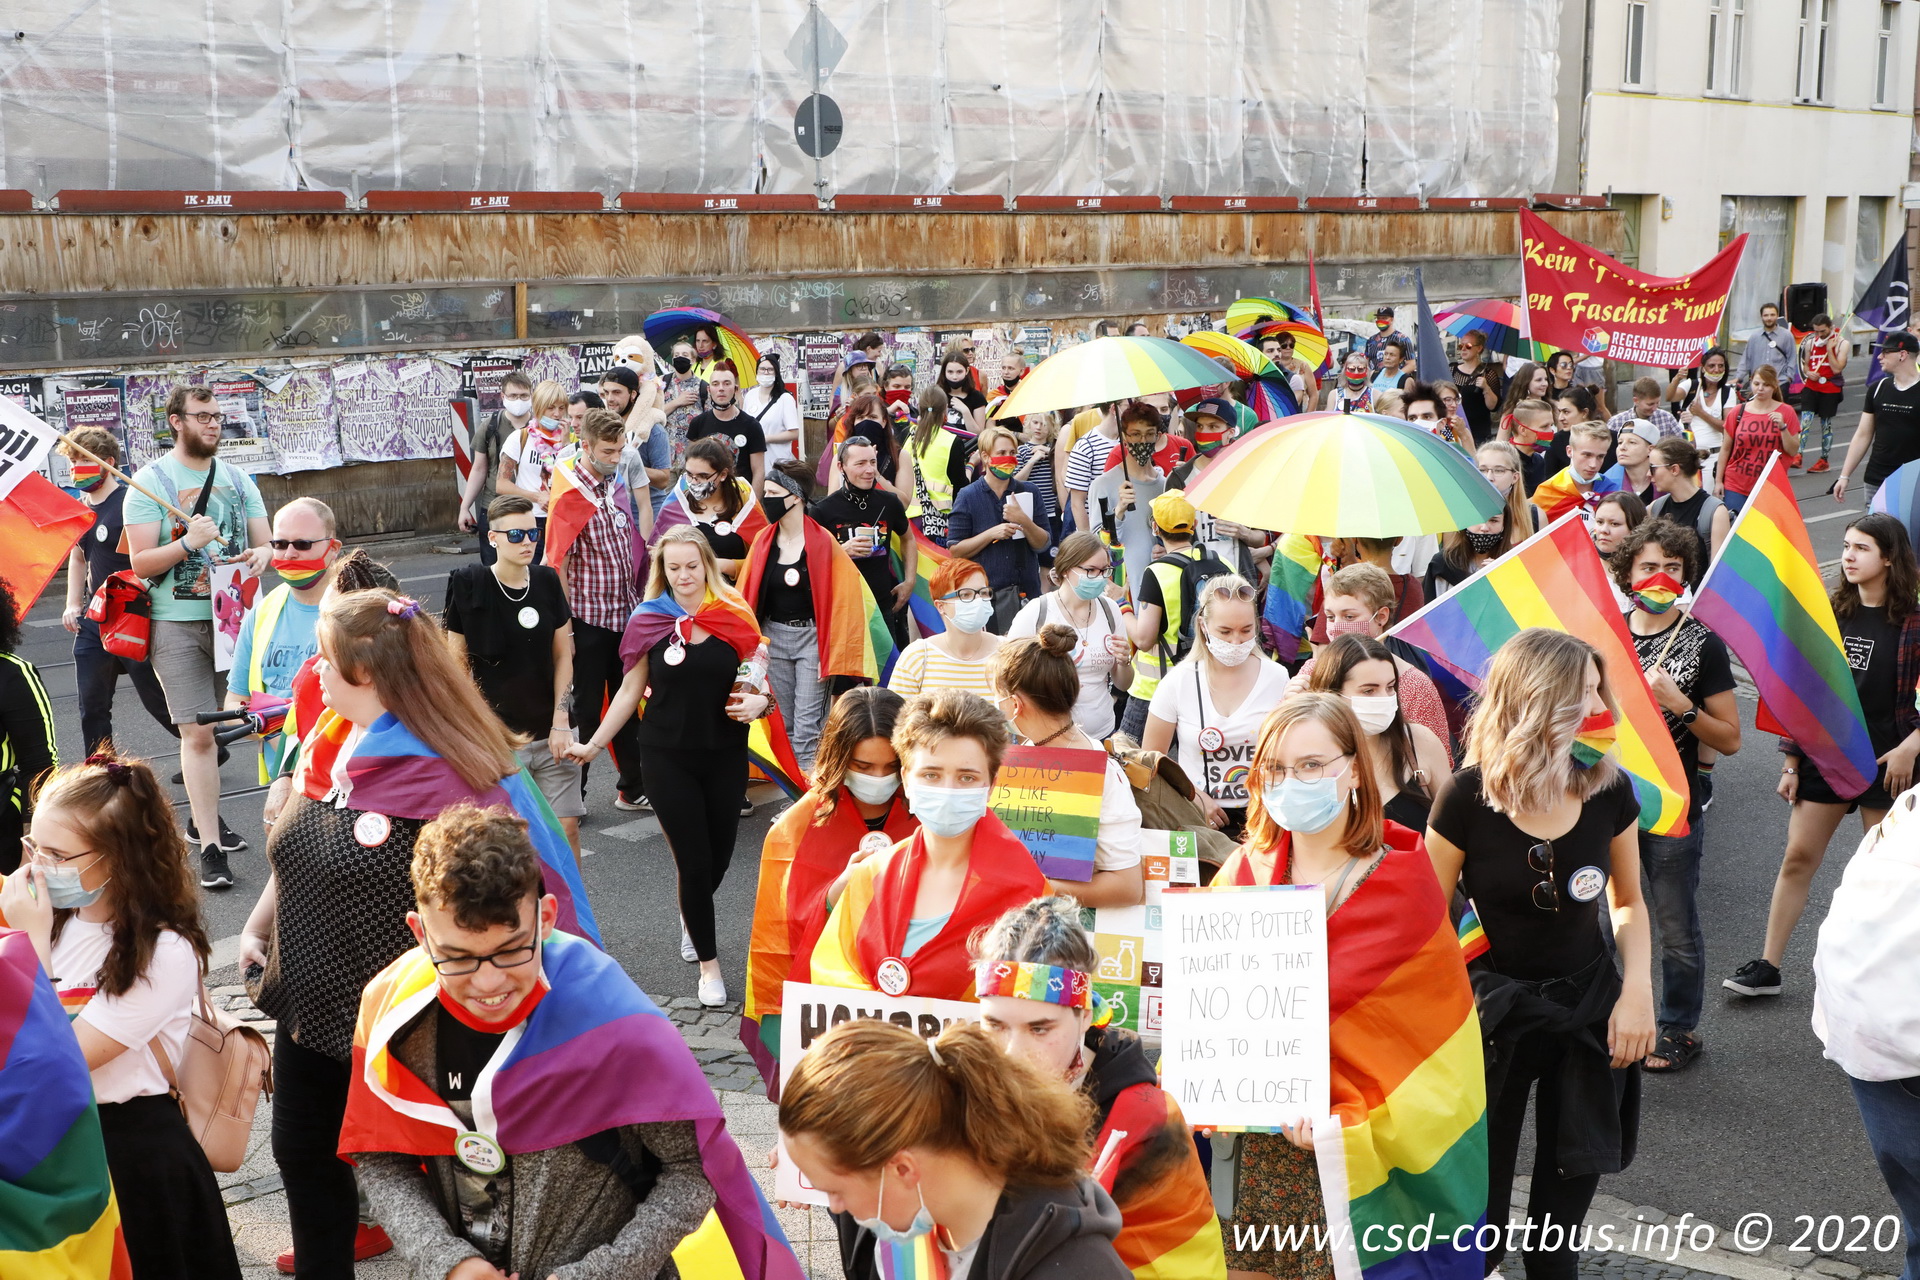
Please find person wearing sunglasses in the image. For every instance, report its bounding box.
[887,557,1006,700]
[1259,330,1319,405]
[1425,628,1653,1280]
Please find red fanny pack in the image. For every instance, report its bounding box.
[85,570,154,662]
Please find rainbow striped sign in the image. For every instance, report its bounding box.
[989,745,1106,881]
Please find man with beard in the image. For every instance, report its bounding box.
[124,386,271,889]
[809,437,916,650]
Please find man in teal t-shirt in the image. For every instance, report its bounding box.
[226,498,339,784]
[123,385,270,890]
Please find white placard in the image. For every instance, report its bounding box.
[775,982,982,1205]
[1159,884,1331,1130]
[0,394,61,501]
[210,563,260,674]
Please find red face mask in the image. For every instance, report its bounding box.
[884,387,912,406]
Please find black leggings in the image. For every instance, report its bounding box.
[99,1093,242,1280]
[640,741,748,961]
[1484,1029,1603,1280]
[271,1034,359,1280]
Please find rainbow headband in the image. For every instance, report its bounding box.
[974,961,1113,1026]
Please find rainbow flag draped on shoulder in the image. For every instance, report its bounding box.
[1388,513,1690,835]
[338,931,803,1279]
[894,520,950,636]
[1691,454,1878,799]
[649,476,771,548]
[1528,466,1621,522]
[739,519,898,685]
[0,928,133,1280]
[545,451,649,576]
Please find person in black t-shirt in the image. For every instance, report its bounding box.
[443,496,584,855]
[1613,519,1740,1073]
[685,362,767,490]
[1426,628,1652,1280]
[1834,330,1920,506]
[1645,436,1729,561]
[811,437,915,649]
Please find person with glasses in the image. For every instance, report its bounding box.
[1645,437,1730,560]
[1212,692,1481,1280]
[1426,629,1653,1280]
[1006,533,1132,740]
[1452,329,1506,445]
[124,385,271,891]
[947,424,1050,633]
[0,752,242,1280]
[1259,329,1320,406]
[1475,439,1545,535]
[663,436,770,582]
[345,803,787,1280]
[888,557,1006,699]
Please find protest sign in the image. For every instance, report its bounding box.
[575,342,619,384]
[989,745,1106,881]
[0,394,63,501]
[1081,831,1202,1039]
[1520,209,1745,368]
[0,376,47,418]
[775,981,982,1205]
[1159,884,1330,1130]
[61,386,126,461]
[210,563,261,673]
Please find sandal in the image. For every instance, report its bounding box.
[1644,1029,1701,1073]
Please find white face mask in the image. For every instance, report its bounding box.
[501,397,532,417]
[1347,694,1400,737]
[844,770,901,805]
[1205,634,1256,667]
[757,369,777,387]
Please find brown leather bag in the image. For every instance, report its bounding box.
[151,991,274,1173]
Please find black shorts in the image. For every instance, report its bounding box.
[1801,388,1843,419]
[1796,755,1893,812]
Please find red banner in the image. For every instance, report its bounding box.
[1520,208,1746,367]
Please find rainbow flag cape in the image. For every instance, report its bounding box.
[1528,465,1621,521]
[339,931,802,1280]
[650,476,771,548]
[544,452,647,576]
[894,520,951,636]
[1691,453,1877,799]
[0,928,133,1280]
[748,707,810,802]
[739,519,897,685]
[1387,513,1691,836]
[1261,533,1322,663]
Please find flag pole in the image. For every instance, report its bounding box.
[1652,607,1691,668]
[56,433,189,521]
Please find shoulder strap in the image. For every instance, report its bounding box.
[1035,594,1049,628]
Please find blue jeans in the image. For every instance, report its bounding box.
[1639,820,1706,1034]
[73,616,177,756]
[1723,489,1747,515]
[1119,693,1153,744]
[1849,1073,1920,1280]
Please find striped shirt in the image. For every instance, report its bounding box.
[886,638,999,699]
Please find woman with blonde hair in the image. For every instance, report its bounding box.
[1476,438,1544,533]
[1006,531,1132,740]
[568,526,772,1006]
[780,1019,1129,1279]
[906,384,976,546]
[1426,628,1653,1280]
[238,588,594,1277]
[497,378,572,557]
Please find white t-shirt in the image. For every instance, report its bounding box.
[501,428,566,517]
[50,922,200,1105]
[1147,657,1289,808]
[743,388,803,463]
[1095,755,1144,871]
[1006,593,1128,740]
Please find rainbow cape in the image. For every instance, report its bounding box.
[739,518,898,685]
[338,931,802,1280]
[1528,465,1621,521]
[295,710,600,943]
[1218,830,1486,1280]
[1691,454,1877,799]
[894,520,951,636]
[1260,533,1322,662]
[545,452,648,578]
[1388,513,1691,835]
[0,928,133,1280]
[649,476,771,549]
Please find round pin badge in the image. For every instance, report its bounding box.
[354,811,391,848]
[784,568,801,586]
[858,831,893,857]
[517,605,540,630]
[453,1130,507,1176]
[663,642,686,666]
[1197,726,1226,753]
[95,524,110,543]
[1567,865,1608,903]
[876,957,911,996]
[733,434,748,449]
[714,521,733,537]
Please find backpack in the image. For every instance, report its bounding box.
[85,570,154,662]
[1648,490,1723,550]
[1156,546,1235,665]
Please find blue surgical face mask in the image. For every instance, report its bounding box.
[905,782,991,837]
[855,1164,937,1245]
[43,857,109,910]
[1261,763,1351,835]
[1072,572,1107,600]
[948,597,993,634]
[844,770,901,805]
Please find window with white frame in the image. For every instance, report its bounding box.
[1623,1,1651,88]
[1795,0,1833,103]
[1707,0,1747,96]
[1876,2,1899,108]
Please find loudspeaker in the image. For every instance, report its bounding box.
[1785,281,1829,330]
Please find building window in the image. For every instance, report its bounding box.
[1622,1,1651,88]
[1707,0,1747,97]
[1795,0,1833,103]
[1876,2,1899,108]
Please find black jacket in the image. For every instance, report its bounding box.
[837,1177,1129,1280]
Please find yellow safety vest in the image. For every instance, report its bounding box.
[247,584,296,784]
[1129,551,1201,702]
[907,428,964,520]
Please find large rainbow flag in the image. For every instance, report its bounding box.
[1388,513,1691,835]
[0,928,133,1279]
[1691,454,1877,799]
[1528,465,1621,522]
[894,520,951,636]
[739,520,898,685]
[1260,532,1322,663]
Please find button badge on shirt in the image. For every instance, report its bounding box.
[876,956,911,996]
[517,606,539,630]
[354,812,392,848]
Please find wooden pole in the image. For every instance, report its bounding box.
[1651,607,1690,669]
[57,433,189,520]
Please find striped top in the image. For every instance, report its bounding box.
[886,637,1000,699]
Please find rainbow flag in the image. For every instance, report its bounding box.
[876,1236,950,1279]
[1457,901,1489,963]
[748,705,810,802]
[1528,465,1621,521]
[894,520,950,636]
[0,928,134,1280]
[1691,453,1877,799]
[544,452,647,575]
[1388,513,1691,835]
[339,931,803,1279]
[1260,533,1322,662]
[739,520,897,685]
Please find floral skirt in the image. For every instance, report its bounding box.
[1222,1131,1333,1280]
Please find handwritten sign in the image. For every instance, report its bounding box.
[1082,830,1201,1040]
[989,745,1107,881]
[1159,884,1330,1131]
[775,982,981,1204]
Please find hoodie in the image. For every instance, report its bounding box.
[969,1178,1132,1280]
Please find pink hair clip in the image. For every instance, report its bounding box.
[386,596,421,619]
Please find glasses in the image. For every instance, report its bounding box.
[420,933,539,976]
[177,411,222,426]
[494,528,541,544]
[941,587,991,603]
[1477,465,1517,478]
[1071,563,1111,578]
[21,836,97,866]
[1200,582,1256,604]
[268,538,331,552]
[1529,840,1560,911]
[1258,754,1350,785]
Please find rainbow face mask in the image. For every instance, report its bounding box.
[1195,427,1232,456]
[1631,571,1684,616]
[984,453,1019,481]
[1570,709,1618,770]
[67,461,106,491]
[274,555,331,588]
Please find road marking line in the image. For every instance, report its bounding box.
[1803,507,1864,524]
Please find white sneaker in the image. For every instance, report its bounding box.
[680,924,698,963]
[698,973,728,1008]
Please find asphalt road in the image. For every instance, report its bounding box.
[14,390,1905,1271]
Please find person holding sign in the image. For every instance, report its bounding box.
[989,625,1145,906]
[972,897,1227,1279]
[780,1018,1130,1280]
[1211,693,1483,1280]
[800,688,1047,1000]
[743,688,920,1095]
[1425,629,1652,1280]
[1305,634,1451,831]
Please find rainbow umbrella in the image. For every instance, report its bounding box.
[1245,378,1301,422]
[1434,298,1553,363]
[1225,296,1317,334]
[642,306,762,377]
[1180,330,1280,380]
[1870,459,1920,558]
[992,336,1235,418]
[1185,411,1505,537]
[1238,319,1331,377]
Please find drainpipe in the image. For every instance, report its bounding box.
[1578,0,1596,193]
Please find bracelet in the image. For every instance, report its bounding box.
[1782,767,1798,775]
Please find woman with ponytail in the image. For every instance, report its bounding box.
[1,753,240,1280]
[781,1018,1129,1280]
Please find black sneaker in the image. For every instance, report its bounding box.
[1723,958,1782,997]
[200,846,234,891]
[740,796,755,817]
[187,817,247,854]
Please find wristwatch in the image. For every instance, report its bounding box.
[1679,705,1700,727]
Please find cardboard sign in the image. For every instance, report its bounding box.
[989,745,1107,881]
[775,982,982,1205]
[1079,830,1202,1040]
[1159,884,1331,1131]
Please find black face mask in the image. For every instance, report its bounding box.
[672,355,692,374]
[1465,529,1504,555]
[760,493,792,524]
[1126,439,1154,466]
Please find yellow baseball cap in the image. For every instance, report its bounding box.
[1150,489,1197,534]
